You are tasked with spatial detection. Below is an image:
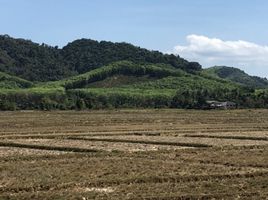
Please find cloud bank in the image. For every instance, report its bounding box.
[172,35,268,78]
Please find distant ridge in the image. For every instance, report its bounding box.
[202,66,268,89]
[0,34,201,82]
[0,35,267,110]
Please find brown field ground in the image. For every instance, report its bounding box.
[0,109,268,199]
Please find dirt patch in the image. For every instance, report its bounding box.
[0,110,268,199]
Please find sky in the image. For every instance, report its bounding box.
[1,0,268,78]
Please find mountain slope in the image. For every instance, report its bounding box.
[0,35,73,82]
[61,39,202,74]
[56,61,185,89]
[0,61,266,110]
[202,66,268,89]
[0,71,33,89]
[0,34,201,82]
[44,61,240,91]
[0,35,267,110]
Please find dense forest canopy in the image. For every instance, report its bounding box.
[0,35,267,111]
[203,66,268,89]
[0,35,201,82]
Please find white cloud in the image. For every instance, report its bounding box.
[171,35,268,78]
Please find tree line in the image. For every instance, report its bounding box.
[0,35,201,82]
[1,87,267,111]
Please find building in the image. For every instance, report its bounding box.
[206,101,237,109]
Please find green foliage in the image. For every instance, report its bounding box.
[75,98,86,110]
[0,35,201,81]
[0,100,17,110]
[128,75,240,91]
[0,35,267,110]
[0,87,69,110]
[0,72,33,89]
[171,90,207,109]
[87,75,156,88]
[202,66,268,89]
[0,62,267,110]
[47,61,185,89]
[61,39,201,74]
[68,88,175,109]
[0,35,74,81]
[252,89,268,108]
[40,97,58,110]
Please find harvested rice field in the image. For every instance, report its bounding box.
[0,109,268,199]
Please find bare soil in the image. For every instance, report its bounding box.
[0,109,267,199]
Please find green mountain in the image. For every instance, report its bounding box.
[202,66,268,89]
[0,35,268,110]
[0,34,201,82]
[0,71,33,89]
[41,60,240,94]
[2,60,261,110]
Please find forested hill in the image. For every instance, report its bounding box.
[1,34,268,111]
[203,66,268,89]
[0,34,201,81]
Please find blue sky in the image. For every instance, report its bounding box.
[1,0,268,77]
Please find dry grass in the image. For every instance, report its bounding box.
[0,109,268,199]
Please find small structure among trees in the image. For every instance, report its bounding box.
[206,101,237,109]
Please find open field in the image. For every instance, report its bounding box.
[0,109,268,199]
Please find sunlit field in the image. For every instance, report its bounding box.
[0,109,268,199]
